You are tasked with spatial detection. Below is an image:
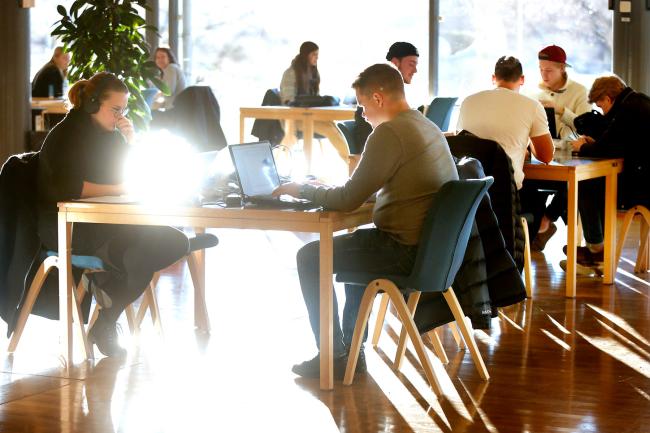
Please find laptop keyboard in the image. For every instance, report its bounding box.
[246,196,321,210]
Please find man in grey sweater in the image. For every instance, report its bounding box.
[273,63,458,379]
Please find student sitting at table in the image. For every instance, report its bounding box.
[273,63,458,379]
[37,72,190,357]
[279,41,349,162]
[32,47,71,98]
[569,76,650,267]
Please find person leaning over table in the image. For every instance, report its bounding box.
[273,63,458,379]
[527,44,592,251]
[37,72,190,357]
[279,41,349,162]
[568,75,650,268]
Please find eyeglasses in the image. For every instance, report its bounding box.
[109,106,129,118]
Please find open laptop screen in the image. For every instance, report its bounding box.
[229,141,281,197]
[544,107,559,139]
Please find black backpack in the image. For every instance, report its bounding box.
[574,109,607,140]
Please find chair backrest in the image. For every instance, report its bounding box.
[425,97,458,131]
[336,120,357,154]
[409,177,493,293]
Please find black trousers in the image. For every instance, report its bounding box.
[519,179,567,237]
[44,224,189,322]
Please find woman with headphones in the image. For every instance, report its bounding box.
[37,72,190,357]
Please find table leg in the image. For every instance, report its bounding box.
[603,170,618,284]
[566,175,578,298]
[319,222,334,390]
[188,227,210,333]
[239,114,245,143]
[303,116,314,174]
[58,213,73,370]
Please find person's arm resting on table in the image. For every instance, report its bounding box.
[530,133,554,163]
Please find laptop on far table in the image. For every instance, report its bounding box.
[228,141,319,210]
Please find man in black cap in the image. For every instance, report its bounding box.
[351,42,420,171]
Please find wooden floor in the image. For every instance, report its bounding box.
[0,221,649,433]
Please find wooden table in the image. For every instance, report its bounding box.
[239,106,356,171]
[57,201,373,390]
[523,152,623,297]
[31,98,68,115]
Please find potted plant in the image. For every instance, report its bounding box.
[52,0,166,130]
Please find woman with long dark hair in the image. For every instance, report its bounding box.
[153,47,186,109]
[279,42,349,167]
[37,72,190,357]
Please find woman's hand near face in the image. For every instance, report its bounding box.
[115,116,135,143]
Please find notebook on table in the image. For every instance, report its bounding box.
[228,141,320,210]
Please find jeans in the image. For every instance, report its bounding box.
[520,179,567,236]
[578,178,605,244]
[296,228,417,355]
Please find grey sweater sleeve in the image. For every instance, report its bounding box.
[300,125,401,211]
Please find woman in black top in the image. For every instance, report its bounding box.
[37,72,190,357]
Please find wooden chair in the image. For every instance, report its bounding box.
[338,178,493,393]
[615,205,650,273]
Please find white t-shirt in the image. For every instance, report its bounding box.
[456,87,550,189]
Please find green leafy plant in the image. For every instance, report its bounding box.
[52,0,167,130]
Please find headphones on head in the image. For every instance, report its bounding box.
[82,73,115,114]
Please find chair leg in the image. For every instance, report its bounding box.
[448,322,466,349]
[616,207,636,272]
[427,328,449,364]
[635,208,650,273]
[7,257,57,353]
[345,280,444,397]
[443,287,490,381]
[394,292,421,369]
[521,216,532,298]
[72,280,92,360]
[371,293,389,347]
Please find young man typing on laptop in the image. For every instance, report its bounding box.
[273,63,458,379]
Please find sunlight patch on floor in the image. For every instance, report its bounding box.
[577,331,650,379]
[540,329,571,351]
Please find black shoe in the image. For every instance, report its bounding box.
[292,350,367,380]
[88,315,126,358]
[562,245,604,264]
[532,222,557,251]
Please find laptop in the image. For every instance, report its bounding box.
[544,107,559,139]
[228,141,319,210]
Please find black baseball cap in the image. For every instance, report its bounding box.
[386,42,419,61]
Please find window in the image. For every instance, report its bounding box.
[438,0,613,99]
[188,0,428,142]
[30,0,73,80]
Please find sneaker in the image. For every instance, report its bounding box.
[532,222,557,251]
[562,245,604,265]
[291,350,367,380]
[83,274,113,309]
[88,314,126,358]
[559,259,603,277]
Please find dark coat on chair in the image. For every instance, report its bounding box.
[413,157,527,333]
[0,152,87,336]
[152,86,228,152]
[251,89,285,145]
[447,132,526,271]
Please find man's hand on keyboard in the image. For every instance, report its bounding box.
[272,182,301,199]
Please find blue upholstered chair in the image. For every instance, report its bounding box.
[336,178,493,393]
[425,97,458,132]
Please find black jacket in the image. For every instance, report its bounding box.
[447,132,526,271]
[152,86,228,152]
[251,89,285,145]
[0,153,74,336]
[413,157,526,333]
[578,87,650,209]
[32,62,64,98]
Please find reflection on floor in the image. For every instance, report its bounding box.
[0,222,649,433]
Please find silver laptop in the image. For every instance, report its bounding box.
[228,141,318,209]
